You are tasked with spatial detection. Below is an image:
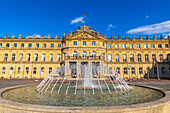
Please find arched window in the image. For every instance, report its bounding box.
[4,54,8,61]
[131,67,135,74]
[92,51,96,57]
[41,67,44,74]
[82,51,87,57]
[17,67,21,74]
[161,67,165,75]
[124,67,127,74]
[139,67,143,74]
[123,54,126,62]
[19,54,23,62]
[73,51,77,57]
[152,54,156,62]
[25,67,29,74]
[160,54,163,62]
[34,54,38,61]
[108,54,112,62]
[116,67,120,74]
[138,54,141,62]
[33,67,36,74]
[145,54,149,62]
[49,54,53,62]
[11,54,15,61]
[49,67,52,74]
[42,54,46,61]
[130,54,134,62]
[116,54,119,62]
[27,54,30,61]
[57,54,61,61]
[167,54,170,62]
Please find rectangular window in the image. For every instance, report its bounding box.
[49,54,53,61]
[33,67,36,74]
[41,67,44,74]
[115,44,118,48]
[144,44,147,48]
[25,67,29,74]
[165,44,169,48]
[11,54,15,61]
[43,44,46,48]
[42,54,46,61]
[36,43,39,48]
[108,54,112,62]
[13,43,17,48]
[6,43,10,48]
[19,54,23,62]
[50,44,54,48]
[151,44,155,48]
[129,44,133,48]
[57,54,60,61]
[4,54,8,61]
[49,67,52,74]
[17,67,21,74]
[103,42,105,47]
[136,44,140,48]
[92,41,96,46]
[123,54,127,62]
[73,41,77,46]
[34,54,38,61]
[58,44,61,48]
[158,44,162,48]
[2,67,5,74]
[0,43,2,47]
[108,44,111,48]
[21,43,24,48]
[83,41,86,46]
[10,67,13,74]
[27,54,30,61]
[122,44,126,48]
[28,43,32,48]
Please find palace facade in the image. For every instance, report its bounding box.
[0,25,170,79]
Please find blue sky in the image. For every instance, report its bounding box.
[0,0,170,39]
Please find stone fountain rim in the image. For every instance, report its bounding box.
[0,83,170,112]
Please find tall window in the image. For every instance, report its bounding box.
[73,51,77,57]
[50,44,54,48]
[152,54,156,62]
[145,54,149,62]
[83,41,86,46]
[158,44,162,48]
[116,54,119,62]
[19,54,23,62]
[21,43,24,48]
[6,43,10,48]
[108,44,111,48]
[165,44,169,48]
[167,54,170,62]
[27,54,30,61]
[57,54,60,61]
[92,41,96,46]
[11,54,15,61]
[130,54,134,62]
[42,54,46,61]
[154,67,157,74]
[0,43,2,47]
[138,54,141,62]
[116,67,120,74]
[58,44,61,48]
[4,54,8,61]
[13,43,17,48]
[82,51,87,57]
[25,67,29,74]
[34,54,38,61]
[108,54,112,62]
[136,44,140,48]
[10,67,13,74]
[28,43,32,48]
[36,43,39,48]
[129,44,133,48]
[92,51,96,57]
[151,44,155,48]
[73,41,77,46]
[41,67,44,74]
[17,67,21,74]
[49,67,52,74]
[131,67,135,74]
[122,44,126,48]
[49,54,53,61]
[123,54,126,62]
[160,54,163,62]
[33,67,37,74]
[124,67,127,74]
[43,43,46,48]
[103,42,105,47]
[139,67,143,74]
[115,44,118,48]
[2,67,5,74]
[161,67,165,75]
[144,44,147,48]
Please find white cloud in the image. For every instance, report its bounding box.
[70,16,84,24]
[107,24,116,31]
[145,15,149,19]
[29,34,41,38]
[127,20,170,35]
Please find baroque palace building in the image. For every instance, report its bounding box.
[0,25,170,79]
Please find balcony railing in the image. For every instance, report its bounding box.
[65,56,105,61]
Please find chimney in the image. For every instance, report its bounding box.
[34,34,36,38]
[160,35,163,39]
[5,33,7,38]
[48,34,50,39]
[41,35,43,39]
[63,33,65,38]
[55,35,58,39]
[139,35,142,39]
[26,35,29,39]
[111,35,113,39]
[118,35,120,39]
[125,35,128,39]
[133,35,135,39]
[153,35,156,39]
[146,35,149,39]
[104,34,106,38]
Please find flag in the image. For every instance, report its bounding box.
[84,13,86,17]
